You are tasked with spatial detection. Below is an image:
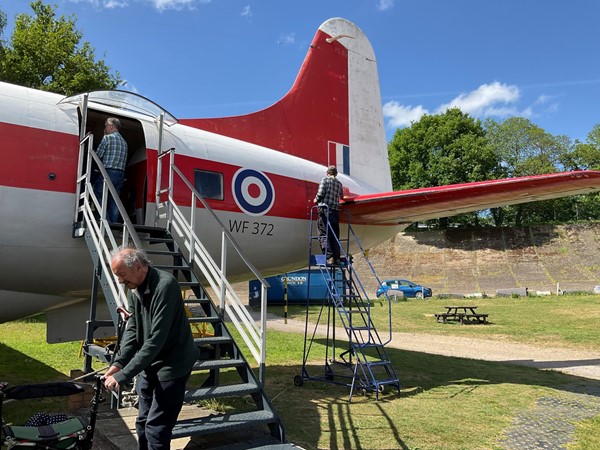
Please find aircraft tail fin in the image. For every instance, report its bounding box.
[180,18,391,192]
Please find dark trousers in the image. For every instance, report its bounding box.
[317,207,340,260]
[93,168,125,223]
[135,372,190,450]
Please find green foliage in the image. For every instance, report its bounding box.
[564,124,600,171]
[0,1,121,94]
[388,108,502,227]
[388,108,600,228]
[0,9,6,59]
[389,108,501,190]
[485,117,567,177]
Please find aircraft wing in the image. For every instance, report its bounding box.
[344,171,600,225]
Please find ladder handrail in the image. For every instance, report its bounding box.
[343,221,393,346]
[155,149,270,379]
[311,205,393,345]
[303,206,400,401]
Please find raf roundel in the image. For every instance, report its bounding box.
[232,168,275,216]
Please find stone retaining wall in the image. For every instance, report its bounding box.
[358,223,600,297]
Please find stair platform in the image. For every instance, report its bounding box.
[92,403,301,450]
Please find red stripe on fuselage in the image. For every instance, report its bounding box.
[0,122,79,193]
[0,120,321,221]
[148,151,317,221]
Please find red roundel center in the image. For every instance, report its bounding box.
[247,183,261,198]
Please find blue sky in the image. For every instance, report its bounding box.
[2,0,600,143]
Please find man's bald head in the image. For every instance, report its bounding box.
[110,247,150,289]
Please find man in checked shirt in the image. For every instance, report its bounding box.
[94,117,128,223]
[314,165,344,265]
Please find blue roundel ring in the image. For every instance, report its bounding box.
[232,168,275,216]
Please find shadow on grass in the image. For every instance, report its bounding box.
[4,336,600,449]
[266,339,600,449]
[0,343,76,425]
[0,343,69,384]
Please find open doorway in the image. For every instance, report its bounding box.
[83,110,147,224]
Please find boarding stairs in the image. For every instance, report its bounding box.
[72,133,284,442]
[295,206,400,401]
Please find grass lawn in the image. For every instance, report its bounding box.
[2,295,600,449]
[276,293,600,350]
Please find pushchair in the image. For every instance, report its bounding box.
[0,376,103,450]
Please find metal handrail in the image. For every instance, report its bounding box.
[344,222,393,346]
[73,133,139,324]
[155,149,270,380]
[315,205,393,347]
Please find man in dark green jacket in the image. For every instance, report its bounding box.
[103,247,198,450]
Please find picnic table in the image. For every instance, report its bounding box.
[435,306,489,324]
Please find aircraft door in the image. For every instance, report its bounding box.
[59,90,178,226]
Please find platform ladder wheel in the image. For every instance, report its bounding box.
[294,375,304,387]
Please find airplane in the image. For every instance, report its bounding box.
[2,17,600,342]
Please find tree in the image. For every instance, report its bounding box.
[388,108,502,227]
[0,8,6,62]
[560,124,600,221]
[485,117,568,177]
[563,124,600,171]
[0,1,121,95]
[484,117,575,226]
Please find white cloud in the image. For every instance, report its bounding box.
[152,0,211,11]
[377,0,394,11]
[532,94,559,114]
[383,101,428,127]
[437,82,520,116]
[241,5,252,17]
[521,106,533,118]
[277,33,296,45]
[104,0,128,8]
[382,81,561,129]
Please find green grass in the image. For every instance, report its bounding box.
[3,297,600,449]
[0,315,106,424]
[275,294,600,350]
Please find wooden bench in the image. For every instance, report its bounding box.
[435,312,489,324]
[463,313,489,324]
[435,313,465,323]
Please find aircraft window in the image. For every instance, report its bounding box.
[194,170,223,200]
[58,90,177,125]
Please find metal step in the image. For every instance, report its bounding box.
[78,167,284,444]
[184,298,210,305]
[145,249,182,257]
[363,360,394,368]
[193,358,246,371]
[132,224,170,234]
[137,236,173,244]
[188,316,220,324]
[184,382,260,401]
[180,281,203,288]
[154,264,192,271]
[172,410,277,439]
[194,336,232,346]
